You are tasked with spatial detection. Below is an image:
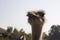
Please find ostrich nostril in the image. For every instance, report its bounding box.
[27,12,37,18]
[27,12,31,16]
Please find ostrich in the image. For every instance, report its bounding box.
[27,10,45,40]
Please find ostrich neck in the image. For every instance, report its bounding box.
[31,23,43,40]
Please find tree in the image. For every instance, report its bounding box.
[7,26,13,34]
[19,29,25,35]
[48,25,60,40]
[13,28,18,35]
[42,32,48,40]
[26,33,31,40]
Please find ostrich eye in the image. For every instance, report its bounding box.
[37,12,45,17]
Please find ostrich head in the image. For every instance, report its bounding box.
[27,10,45,25]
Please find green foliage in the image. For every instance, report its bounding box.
[43,25,60,40]
[26,33,31,40]
[7,26,13,34]
[48,25,60,40]
[0,26,31,40]
[42,32,48,40]
[13,28,19,35]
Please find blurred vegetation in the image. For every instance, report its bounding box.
[43,25,60,40]
[1,25,60,40]
[0,26,31,40]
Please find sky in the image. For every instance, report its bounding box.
[0,0,60,33]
